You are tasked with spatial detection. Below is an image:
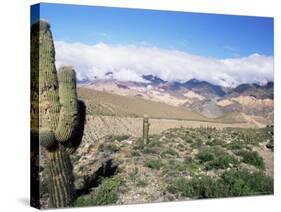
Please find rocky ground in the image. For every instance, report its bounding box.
[39,125,274,208]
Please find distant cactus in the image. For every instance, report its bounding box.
[143,115,150,145]
[31,20,85,208]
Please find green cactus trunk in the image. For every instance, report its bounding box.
[31,20,84,208]
[143,115,150,145]
[47,147,75,208]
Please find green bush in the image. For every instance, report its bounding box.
[131,150,141,157]
[136,178,148,187]
[73,194,95,207]
[93,177,123,205]
[221,170,273,196]
[145,159,162,170]
[74,176,124,207]
[103,143,120,152]
[191,138,204,148]
[147,135,162,147]
[196,146,239,170]
[206,138,224,146]
[205,155,238,170]
[167,176,226,198]
[226,142,243,150]
[196,146,225,162]
[142,146,159,154]
[160,148,179,157]
[166,169,273,199]
[169,160,188,172]
[183,157,200,174]
[197,151,215,162]
[98,142,120,152]
[236,150,265,169]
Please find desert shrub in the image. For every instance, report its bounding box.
[145,159,162,170]
[221,170,273,196]
[226,127,273,146]
[106,135,130,142]
[160,148,179,157]
[93,177,123,205]
[197,146,225,162]
[103,143,120,152]
[205,155,238,170]
[183,136,194,144]
[162,158,200,177]
[142,146,159,155]
[166,169,273,199]
[167,176,226,198]
[136,178,148,187]
[226,142,243,150]
[74,176,123,206]
[147,135,162,147]
[197,146,238,164]
[74,194,95,207]
[197,150,215,162]
[128,168,138,183]
[191,138,204,148]
[131,150,141,157]
[169,160,188,172]
[236,150,265,169]
[183,156,193,164]
[197,146,239,170]
[206,138,224,146]
[133,138,144,150]
[183,156,200,173]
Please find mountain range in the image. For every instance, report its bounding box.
[78,74,273,123]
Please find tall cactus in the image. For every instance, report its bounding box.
[143,114,150,145]
[31,20,85,208]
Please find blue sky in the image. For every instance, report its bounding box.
[31,3,274,86]
[31,3,273,59]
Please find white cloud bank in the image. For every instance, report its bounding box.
[54,41,273,87]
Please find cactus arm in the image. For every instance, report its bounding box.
[39,128,57,150]
[63,100,86,155]
[55,66,79,143]
[36,20,61,131]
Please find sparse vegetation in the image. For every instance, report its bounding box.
[145,159,163,170]
[91,177,123,205]
[167,169,273,198]
[160,148,179,157]
[236,150,265,169]
[74,176,124,207]
[196,146,239,170]
[103,143,120,152]
[42,122,273,208]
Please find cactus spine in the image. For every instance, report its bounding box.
[31,20,84,208]
[143,115,150,145]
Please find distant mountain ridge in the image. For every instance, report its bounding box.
[78,73,273,123]
[140,75,273,99]
[78,73,273,98]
